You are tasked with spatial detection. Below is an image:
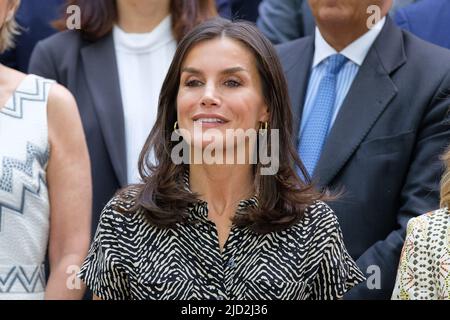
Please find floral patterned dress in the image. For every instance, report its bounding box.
[392,207,450,300]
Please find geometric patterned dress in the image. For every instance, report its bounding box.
[78,177,365,300]
[0,74,54,300]
[392,207,450,300]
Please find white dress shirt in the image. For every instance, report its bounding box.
[113,15,176,184]
[300,17,386,136]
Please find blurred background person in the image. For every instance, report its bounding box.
[0,0,64,72]
[395,0,450,50]
[391,0,417,15]
[0,0,91,300]
[276,0,450,299]
[217,0,262,22]
[28,0,217,240]
[392,147,450,300]
[257,0,315,44]
[257,0,417,44]
[216,0,232,17]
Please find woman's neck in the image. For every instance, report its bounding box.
[189,164,255,218]
[116,0,170,33]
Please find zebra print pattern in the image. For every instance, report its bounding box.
[78,190,365,300]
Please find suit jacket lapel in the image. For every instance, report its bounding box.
[284,37,315,145]
[81,34,128,187]
[313,17,406,187]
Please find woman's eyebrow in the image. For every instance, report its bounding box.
[221,67,247,75]
[181,67,202,75]
[181,66,248,75]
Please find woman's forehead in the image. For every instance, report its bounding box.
[182,37,256,70]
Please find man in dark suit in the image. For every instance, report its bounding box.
[395,0,450,50]
[257,0,416,44]
[277,0,450,299]
[0,0,64,72]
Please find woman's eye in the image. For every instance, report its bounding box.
[224,80,241,87]
[185,80,203,87]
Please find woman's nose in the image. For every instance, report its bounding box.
[200,84,220,108]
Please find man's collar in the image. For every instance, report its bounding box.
[313,17,386,67]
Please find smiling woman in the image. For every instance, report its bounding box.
[177,37,268,151]
[77,17,365,300]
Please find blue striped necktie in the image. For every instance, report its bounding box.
[298,54,348,177]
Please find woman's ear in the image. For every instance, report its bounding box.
[259,105,270,123]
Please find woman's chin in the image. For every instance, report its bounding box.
[191,138,226,150]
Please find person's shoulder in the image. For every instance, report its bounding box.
[401,29,450,69]
[275,36,312,56]
[42,79,79,130]
[296,200,338,231]
[408,207,450,230]
[37,30,84,48]
[91,186,152,251]
[275,36,313,69]
[289,201,345,253]
[96,187,147,232]
[105,186,141,215]
[33,30,87,63]
[46,80,75,106]
[259,0,304,16]
[382,17,450,69]
[304,200,335,218]
[404,208,450,256]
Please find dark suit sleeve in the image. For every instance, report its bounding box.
[256,0,305,44]
[28,40,59,81]
[345,71,450,300]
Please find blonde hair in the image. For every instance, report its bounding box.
[440,147,450,208]
[0,0,21,53]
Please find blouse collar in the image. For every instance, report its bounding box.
[113,15,175,54]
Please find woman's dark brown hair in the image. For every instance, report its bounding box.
[123,17,326,234]
[53,0,217,42]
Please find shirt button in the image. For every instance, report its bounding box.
[227,258,236,268]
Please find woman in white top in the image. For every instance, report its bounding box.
[0,0,91,299]
[29,0,218,241]
[392,148,450,300]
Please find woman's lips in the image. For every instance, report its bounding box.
[192,114,230,129]
[193,118,228,128]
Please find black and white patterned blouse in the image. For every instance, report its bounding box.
[78,187,365,300]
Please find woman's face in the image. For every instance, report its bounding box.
[177,37,269,153]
